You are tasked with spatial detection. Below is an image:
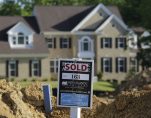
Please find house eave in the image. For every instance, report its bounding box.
[0,53,48,58]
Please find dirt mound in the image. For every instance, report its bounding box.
[1,79,151,118]
[0,80,45,118]
[21,82,44,106]
[97,90,151,118]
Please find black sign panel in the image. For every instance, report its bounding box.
[57,59,94,108]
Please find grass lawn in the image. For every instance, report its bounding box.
[16,80,116,92]
[16,81,58,89]
[93,81,117,92]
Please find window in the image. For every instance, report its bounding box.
[46,37,56,48]
[83,41,89,51]
[25,36,29,45]
[12,32,29,46]
[50,60,58,73]
[13,37,16,44]
[130,57,138,72]
[18,32,24,44]
[8,60,18,77]
[101,37,112,48]
[116,57,127,72]
[101,58,112,72]
[116,37,126,48]
[80,37,92,52]
[60,37,71,48]
[31,60,41,76]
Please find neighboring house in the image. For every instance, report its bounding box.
[132,27,151,49]
[0,4,138,83]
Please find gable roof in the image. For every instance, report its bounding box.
[95,14,128,33]
[34,6,95,32]
[7,21,35,35]
[34,5,123,32]
[0,16,40,33]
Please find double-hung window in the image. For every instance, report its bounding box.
[116,37,126,48]
[50,60,58,73]
[18,32,24,44]
[8,60,18,77]
[101,37,112,48]
[130,57,138,72]
[116,57,127,72]
[60,37,71,48]
[101,57,112,72]
[29,60,41,77]
[46,37,56,48]
[32,60,40,76]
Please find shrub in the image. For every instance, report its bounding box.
[31,78,36,82]
[51,77,57,81]
[10,78,15,82]
[23,78,27,82]
[42,78,48,82]
[97,71,103,81]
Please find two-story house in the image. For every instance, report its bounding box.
[33,4,138,83]
[0,4,138,83]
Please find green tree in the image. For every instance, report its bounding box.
[139,0,151,29]
[20,0,52,16]
[0,2,21,15]
[119,0,142,26]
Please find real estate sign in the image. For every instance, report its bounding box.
[57,59,94,108]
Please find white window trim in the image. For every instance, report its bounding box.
[32,60,40,76]
[103,37,111,48]
[79,36,93,52]
[46,38,54,48]
[62,38,69,48]
[50,59,58,73]
[13,32,29,46]
[117,37,125,48]
[130,57,137,72]
[117,58,125,72]
[60,37,70,48]
[103,58,111,72]
[9,60,17,77]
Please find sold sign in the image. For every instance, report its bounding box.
[62,63,89,72]
[58,59,94,108]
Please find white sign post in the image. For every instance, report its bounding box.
[70,107,81,118]
[57,59,94,118]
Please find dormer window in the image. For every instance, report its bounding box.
[25,36,29,45]
[7,21,35,48]
[13,37,16,44]
[11,32,29,46]
[18,32,24,44]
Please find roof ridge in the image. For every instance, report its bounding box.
[35,5,95,8]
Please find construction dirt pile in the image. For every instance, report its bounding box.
[0,79,151,118]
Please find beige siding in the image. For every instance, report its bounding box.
[0,59,6,77]
[18,59,29,79]
[80,13,104,30]
[96,22,136,83]
[45,35,73,58]
[41,58,50,79]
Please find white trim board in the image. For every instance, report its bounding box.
[95,14,128,33]
[71,3,112,32]
[7,21,35,35]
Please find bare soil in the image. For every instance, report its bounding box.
[0,80,151,118]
